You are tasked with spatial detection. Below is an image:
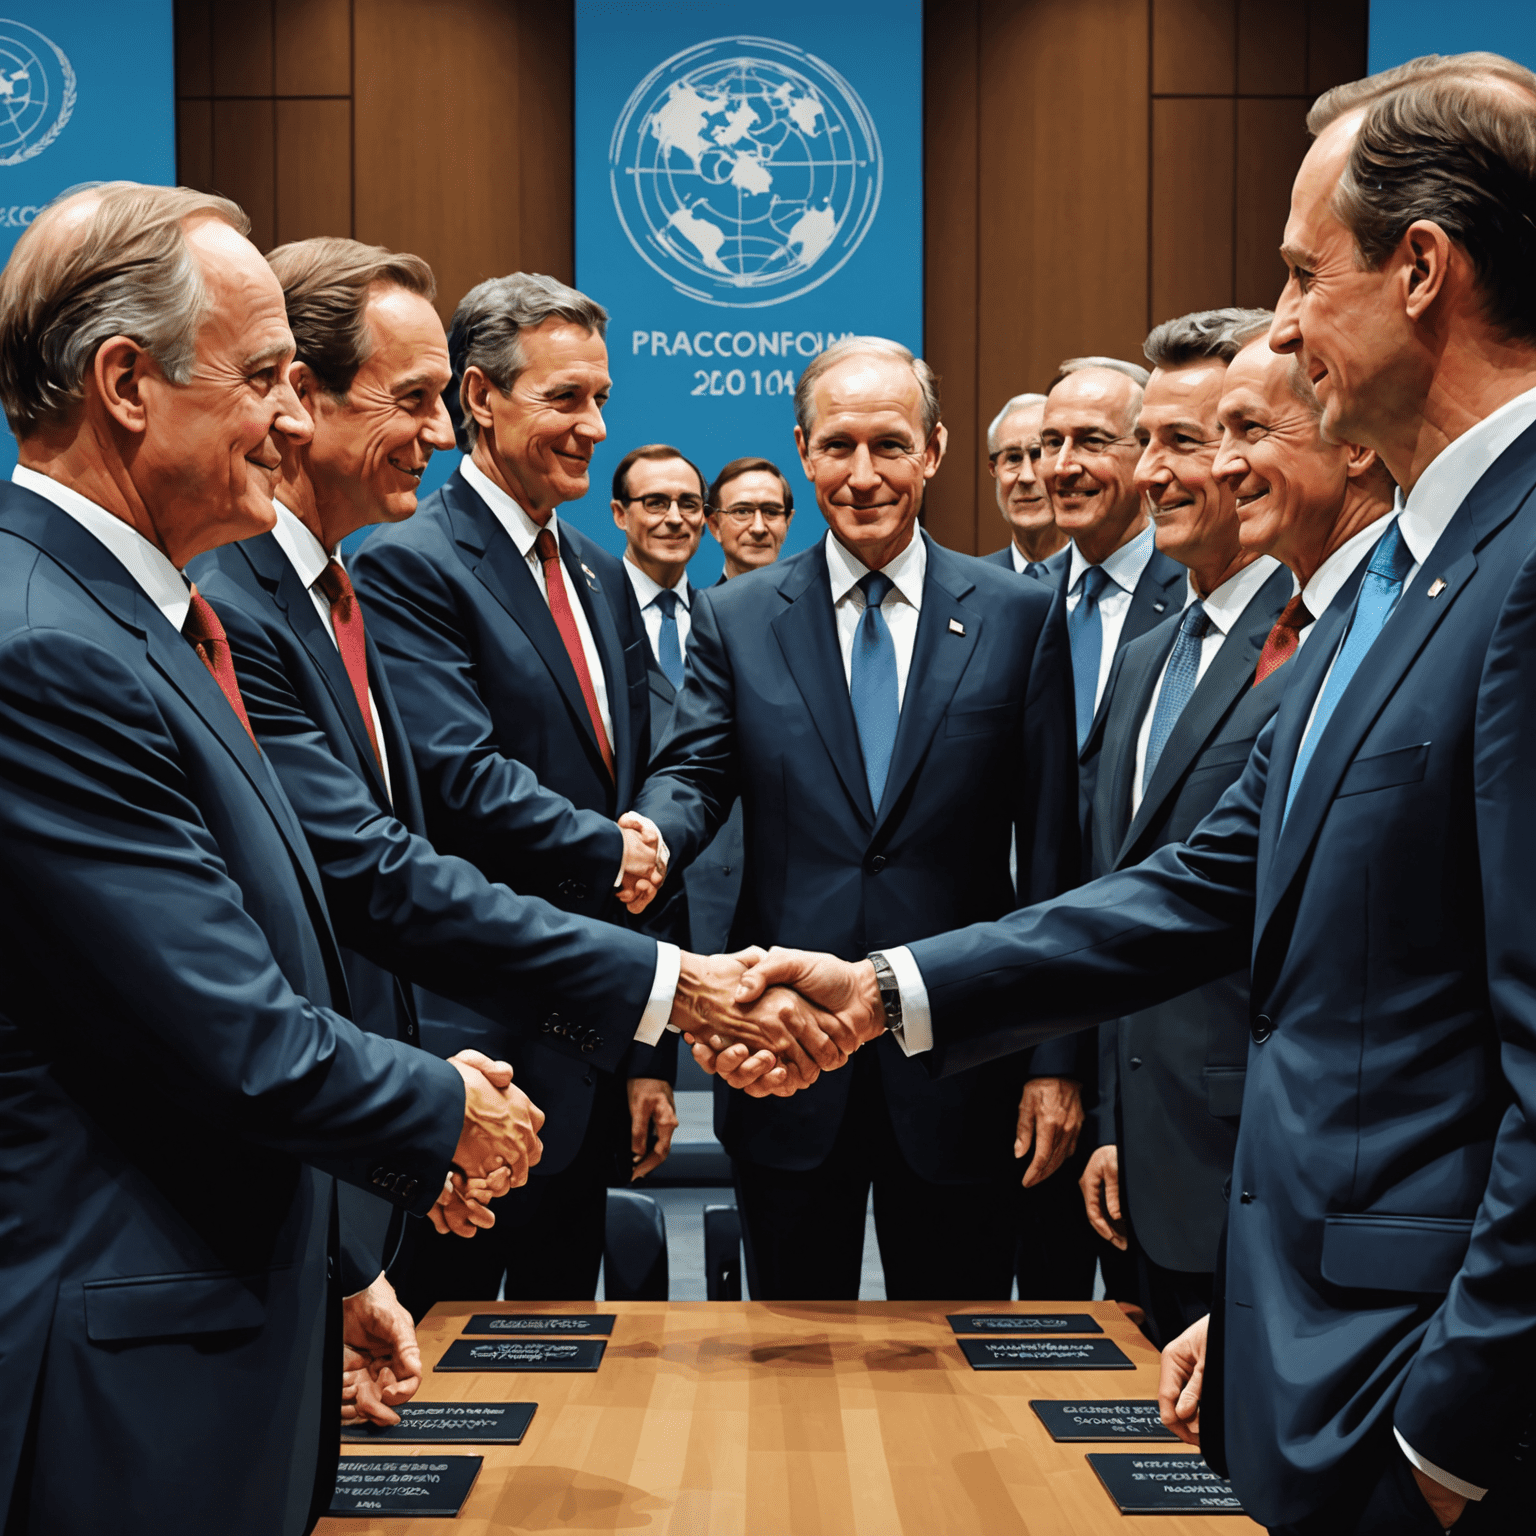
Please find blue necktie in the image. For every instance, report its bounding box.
[1068,565,1110,748]
[1142,602,1211,795]
[1283,520,1415,823]
[1025,561,1051,583]
[652,587,685,689]
[850,571,899,810]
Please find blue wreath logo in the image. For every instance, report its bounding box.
[0,20,74,168]
[609,36,882,310]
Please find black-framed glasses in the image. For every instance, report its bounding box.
[626,493,705,517]
[716,502,788,524]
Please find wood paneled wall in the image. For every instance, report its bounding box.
[174,0,1365,552]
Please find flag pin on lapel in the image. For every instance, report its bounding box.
[581,562,597,585]
[1427,577,1447,598]
[948,618,965,635]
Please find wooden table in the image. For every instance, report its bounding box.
[318,1300,1263,1535]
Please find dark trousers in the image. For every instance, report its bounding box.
[734,1050,1018,1301]
[1015,1141,1098,1300]
[391,1075,620,1320]
[1131,1227,1213,1350]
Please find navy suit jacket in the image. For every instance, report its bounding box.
[351,470,673,1173]
[906,424,1536,1523]
[634,533,1076,1180]
[1081,563,1292,1273]
[984,543,1070,586]
[0,486,463,1536]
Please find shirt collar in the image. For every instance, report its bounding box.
[824,526,927,608]
[13,464,192,630]
[1069,520,1155,595]
[623,554,690,611]
[461,453,559,561]
[1394,382,1536,571]
[268,498,332,589]
[1302,510,1395,621]
[1186,555,1282,637]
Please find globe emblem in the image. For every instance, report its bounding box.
[609,36,882,309]
[0,20,75,168]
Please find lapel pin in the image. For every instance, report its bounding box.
[1426,577,1446,598]
[948,618,965,635]
[581,563,597,584]
[1153,601,1167,613]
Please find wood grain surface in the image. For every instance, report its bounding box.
[318,1300,1262,1535]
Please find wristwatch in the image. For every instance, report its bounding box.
[867,951,903,1039]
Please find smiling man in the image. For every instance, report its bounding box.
[984,391,1068,581]
[632,336,1079,1302]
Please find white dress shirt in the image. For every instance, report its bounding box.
[268,500,394,806]
[15,465,191,628]
[1066,523,1157,714]
[622,557,692,662]
[1130,556,1283,817]
[824,526,926,708]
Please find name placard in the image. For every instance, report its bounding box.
[1087,1453,1244,1514]
[462,1313,615,1336]
[329,1456,482,1517]
[948,1312,1103,1336]
[959,1337,1132,1371]
[342,1402,537,1444]
[436,1338,606,1373]
[1029,1400,1178,1442]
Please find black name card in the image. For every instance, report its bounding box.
[329,1456,482,1518]
[1087,1453,1245,1514]
[1029,1400,1178,1442]
[462,1312,615,1336]
[436,1338,606,1373]
[342,1402,537,1444]
[948,1312,1103,1336]
[959,1337,1132,1371]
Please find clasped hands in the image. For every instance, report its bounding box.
[616,812,669,913]
[671,946,887,1096]
[434,1048,545,1236]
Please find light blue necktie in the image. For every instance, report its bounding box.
[1069,565,1110,748]
[850,571,899,810]
[652,587,685,690]
[1142,602,1211,795]
[1025,561,1052,583]
[1283,520,1415,824]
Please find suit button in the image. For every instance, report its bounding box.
[370,1166,390,1189]
[540,1018,553,1033]
[1240,1190,1255,1204]
[581,1032,600,1053]
[399,1178,418,1201]
[1129,1056,1143,1069]
[1251,1014,1273,1043]
[869,855,887,873]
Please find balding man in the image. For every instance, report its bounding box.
[0,187,535,1535]
[633,337,1077,1301]
[984,391,1069,582]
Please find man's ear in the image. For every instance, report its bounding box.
[91,336,158,434]
[288,359,320,405]
[1400,220,1454,323]
[462,365,497,430]
[794,425,814,479]
[924,421,949,478]
[1343,441,1380,480]
[611,500,628,533]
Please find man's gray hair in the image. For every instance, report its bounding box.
[0,181,248,439]
[986,392,1047,455]
[1047,355,1150,392]
[447,271,608,451]
[793,336,940,442]
[1143,308,1274,369]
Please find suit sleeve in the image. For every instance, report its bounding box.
[212,590,659,1076]
[1393,544,1536,1487]
[0,626,463,1216]
[350,535,625,901]
[630,587,739,873]
[907,716,1267,1079]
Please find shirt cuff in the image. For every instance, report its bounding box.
[1394,1428,1487,1502]
[879,945,933,1057]
[633,941,682,1045]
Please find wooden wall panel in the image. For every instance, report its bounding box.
[1153,0,1235,96]
[211,100,276,253]
[515,0,576,282]
[275,0,351,96]
[177,96,213,194]
[1236,0,1306,94]
[1234,97,1311,307]
[276,100,353,246]
[212,0,274,97]
[174,0,212,98]
[1150,98,1236,324]
[1307,0,1369,95]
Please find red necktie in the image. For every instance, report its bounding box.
[533,527,614,779]
[1253,593,1313,685]
[184,586,258,748]
[314,559,385,776]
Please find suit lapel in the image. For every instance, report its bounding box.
[769,543,875,826]
[1103,622,1177,854]
[365,630,426,831]
[561,531,633,803]
[873,538,978,835]
[1119,549,1180,649]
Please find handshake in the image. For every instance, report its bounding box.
[669,947,889,1096]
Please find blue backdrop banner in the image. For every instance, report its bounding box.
[572,0,923,580]
[0,2,175,474]
[1368,1,1536,74]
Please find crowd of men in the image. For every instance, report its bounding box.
[1,46,1532,1536]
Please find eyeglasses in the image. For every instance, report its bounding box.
[626,493,705,517]
[987,446,1042,475]
[715,502,788,525]
[1037,431,1140,460]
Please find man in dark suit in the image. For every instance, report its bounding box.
[722,51,1536,1533]
[0,184,535,1536]
[350,274,680,1307]
[983,390,1069,582]
[633,337,1079,1300]
[1076,307,1290,1347]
